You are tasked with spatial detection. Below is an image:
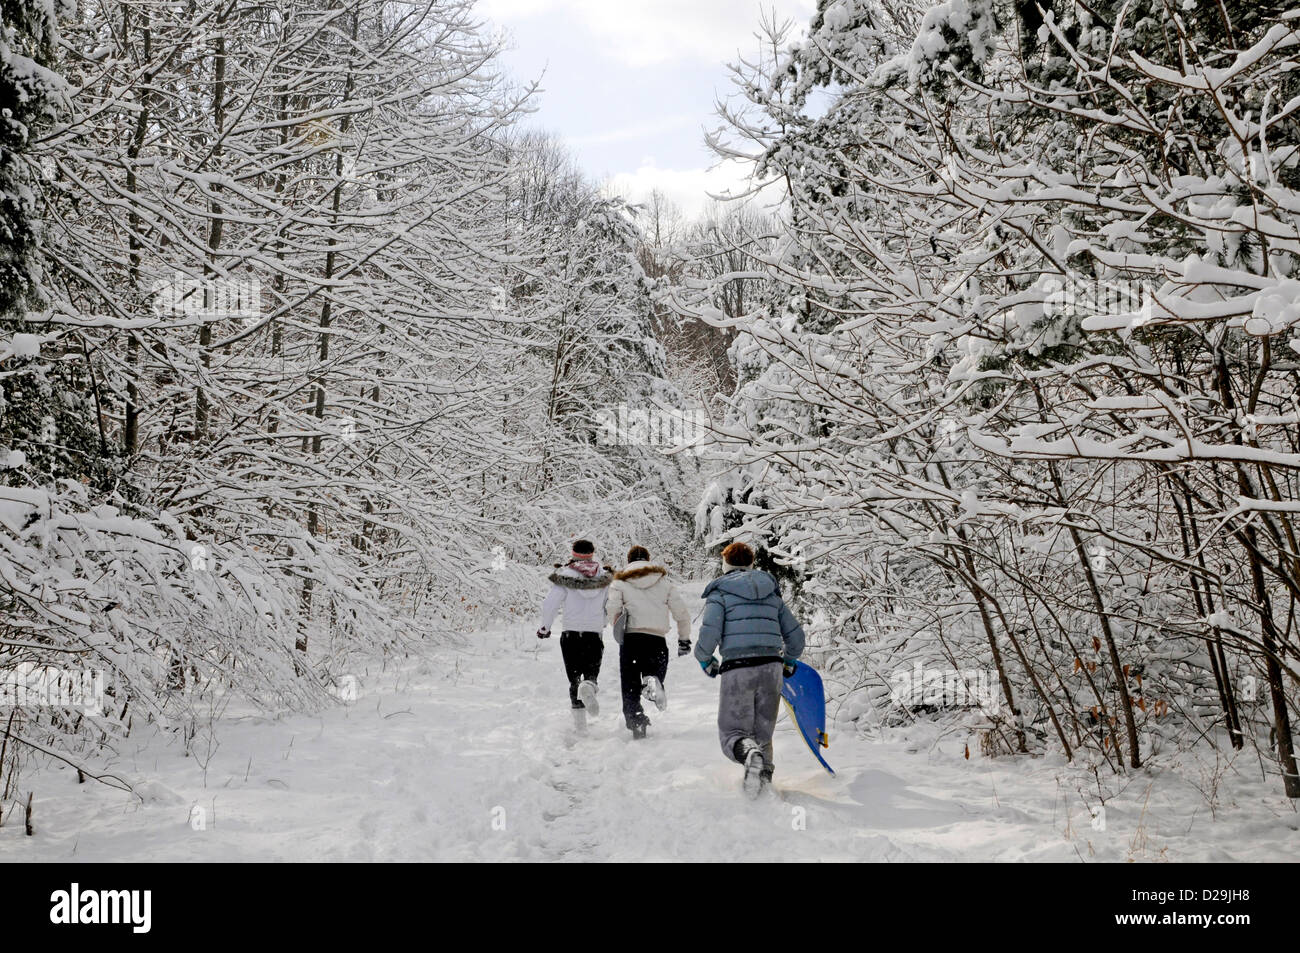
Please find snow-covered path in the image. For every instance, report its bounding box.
[5,597,1298,862]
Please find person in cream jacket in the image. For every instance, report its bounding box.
[606,546,692,739]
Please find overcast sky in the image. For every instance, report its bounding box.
[478,0,817,218]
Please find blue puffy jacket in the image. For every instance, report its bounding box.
[694,569,805,667]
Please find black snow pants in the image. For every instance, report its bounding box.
[560,630,604,708]
[620,631,669,728]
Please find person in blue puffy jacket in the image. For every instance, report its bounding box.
[695,541,805,796]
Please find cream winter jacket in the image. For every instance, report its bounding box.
[606,562,692,641]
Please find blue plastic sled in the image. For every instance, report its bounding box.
[780,662,834,775]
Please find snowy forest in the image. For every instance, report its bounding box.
[2,0,1300,866]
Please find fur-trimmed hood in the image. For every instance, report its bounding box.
[548,566,613,590]
[540,561,612,634]
[606,561,691,640]
[613,562,669,588]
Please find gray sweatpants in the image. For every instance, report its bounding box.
[717,661,783,770]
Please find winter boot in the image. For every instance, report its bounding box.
[734,738,765,799]
[631,719,648,741]
[571,706,587,732]
[577,679,600,717]
[641,675,668,712]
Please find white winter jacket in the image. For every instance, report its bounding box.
[605,562,692,642]
[540,562,613,634]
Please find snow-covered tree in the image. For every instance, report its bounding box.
[0,0,65,318]
[671,0,1300,797]
[0,0,708,797]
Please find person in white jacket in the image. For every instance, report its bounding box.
[605,545,692,739]
[537,539,613,727]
